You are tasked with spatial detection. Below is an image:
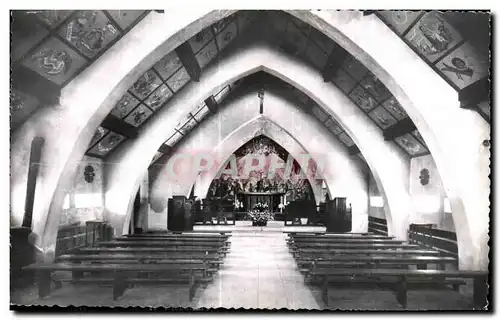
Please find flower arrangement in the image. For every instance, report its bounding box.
[246,202,274,226]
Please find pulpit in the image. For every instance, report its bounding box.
[167,196,194,231]
[325,197,352,232]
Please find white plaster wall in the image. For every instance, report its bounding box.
[148,88,369,232]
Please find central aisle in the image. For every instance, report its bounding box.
[196,229,323,309]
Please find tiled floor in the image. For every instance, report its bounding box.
[11,223,479,310]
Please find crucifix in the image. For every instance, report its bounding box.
[258,88,265,114]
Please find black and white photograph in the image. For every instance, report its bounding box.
[8,4,492,312]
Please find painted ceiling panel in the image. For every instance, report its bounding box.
[304,40,328,69]
[213,15,235,35]
[11,23,49,61]
[166,67,190,93]
[368,106,398,129]
[153,50,182,80]
[21,36,87,85]
[311,105,329,122]
[166,131,183,147]
[342,55,369,81]
[282,21,309,56]
[110,92,140,118]
[331,68,357,94]
[348,85,378,112]
[57,10,120,58]
[151,151,164,164]
[106,10,145,30]
[360,73,392,103]
[144,84,173,111]
[179,117,197,135]
[309,26,334,54]
[404,11,462,63]
[188,27,213,54]
[195,40,218,69]
[382,97,408,120]
[123,104,153,127]
[88,131,125,156]
[34,10,72,28]
[324,118,343,135]
[129,69,162,100]
[435,42,489,90]
[214,86,231,104]
[10,89,40,129]
[193,104,210,121]
[377,11,422,35]
[338,132,355,147]
[477,100,490,120]
[411,129,427,147]
[395,133,428,156]
[216,20,238,51]
[89,126,109,147]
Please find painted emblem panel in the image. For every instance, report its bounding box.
[89,126,109,147]
[312,106,329,122]
[404,11,462,63]
[304,41,328,69]
[331,69,357,94]
[193,104,210,121]
[411,129,427,147]
[106,10,145,30]
[154,51,182,80]
[195,40,218,69]
[88,132,125,156]
[21,37,86,85]
[325,118,343,135]
[166,131,183,146]
[360,73,392,102]
[166,67,190,93]
[129,69,162,100]
[110,92,140,118]
[435,42,489,89]
[349,85,378,112]
[368,106,398,129]
[216,20,238,51]
[378,11,422,35]
[124,104,153,127]
[382,97,408,120]
[310,27,334,54]
[395,133,428,156]
[58,10,120,58]
[10,89,40,128]
[189,28,213,54]
[342,55,369,81]
[11,22,49,61]
[34,10,72,28]
[338,132,355,147]
[144,84,173,110]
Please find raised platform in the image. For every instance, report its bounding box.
[193,220,326,233]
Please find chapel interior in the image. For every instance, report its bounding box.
[9,9,491,310]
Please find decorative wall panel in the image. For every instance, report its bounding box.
[110,92,140,118]
[368,106,398,129]
[348,85,378,112]
[123,104,153,127]
[153,51,182,80]
[144,84,173,110]
[395,133,428,156]
[377,11,422,35]
[195,40,217,69]
[129,69,162,100]
[166,67,190,93]
[106,10,145,30]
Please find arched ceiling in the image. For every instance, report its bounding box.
[10,10,489,161]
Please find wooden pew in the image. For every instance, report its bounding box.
[287,234,393,241]
[290,243,416,251]
[96,240,229,250]
[290,246,425,259]
[57,253,223,269]
[146,230,232,236]
[310,268,488,309]
[288,239,404,245]
[123,234,230,240]
[77,247,227,256]
[301,255,457,272]
[23,262,211,301]
[116,236,230,245]
[284,231,373,236]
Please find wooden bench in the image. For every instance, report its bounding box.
[57,253,223,269]
[23,262,211,301]
[288,234,393,241]
[301,255,457,272]
[77,246,228,257]
[288,239,404,245]
[290,243,418,251]
[122,234,230,240]
[146,230,232,236]
[284,232,373,236]
[310,268,488,309]
[96,241,230,250]
[114,237,231,247]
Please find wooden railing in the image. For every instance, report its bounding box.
[55,221,113,257]
[408,224,458,258]
[368,216,388,235]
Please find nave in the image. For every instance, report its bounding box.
[10,9,490,311]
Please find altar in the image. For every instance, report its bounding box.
[238,191,285,213]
